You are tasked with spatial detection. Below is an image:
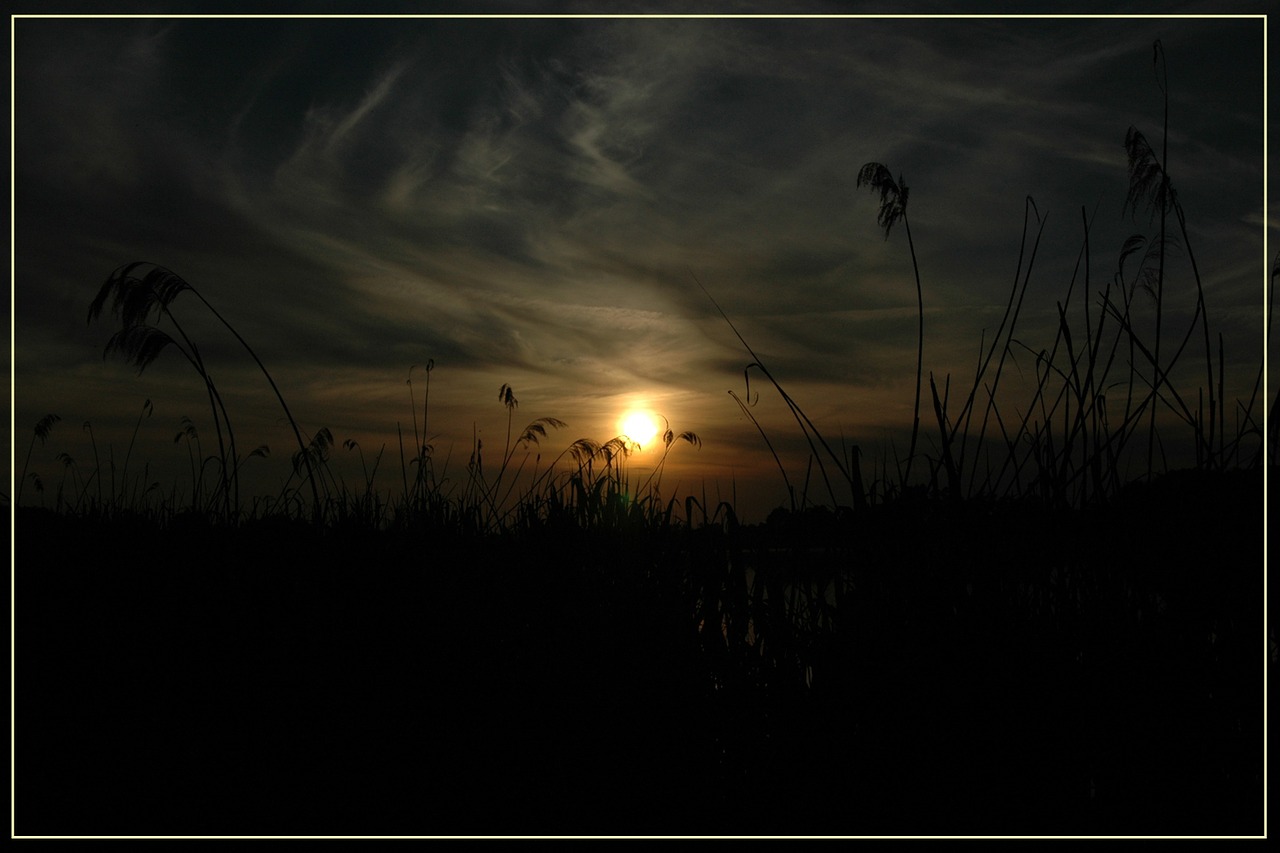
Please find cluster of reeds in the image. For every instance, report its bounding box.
[16,403,185,517]
[18,330,705,539]
[84,263,321,521]
[723,40,1265,513]
[662,40,1268,697]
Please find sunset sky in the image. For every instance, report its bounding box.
[9,7,1270,521]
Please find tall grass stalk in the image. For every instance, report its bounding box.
[957,197,1047,493]
[17,414,60,506]
[1122,41,1222,478]
[858,162,923,490]
[729,388,795,511]
[90,263,320,522]
[119,399,153,509]
[1264,255,1277,467]
[693,272,865,511]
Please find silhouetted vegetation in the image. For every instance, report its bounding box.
[14,41,1265,837]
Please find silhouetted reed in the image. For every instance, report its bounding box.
[857,162,923,490]
[17,414,60,506]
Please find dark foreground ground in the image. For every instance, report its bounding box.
[14,469,1266,837]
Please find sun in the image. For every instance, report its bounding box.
[618,409,661,450]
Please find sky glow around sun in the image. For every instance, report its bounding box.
[618,409,661,450]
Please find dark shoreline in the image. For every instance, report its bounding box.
[13,468,1265,836]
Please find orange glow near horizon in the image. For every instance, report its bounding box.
[618,409,661,451]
